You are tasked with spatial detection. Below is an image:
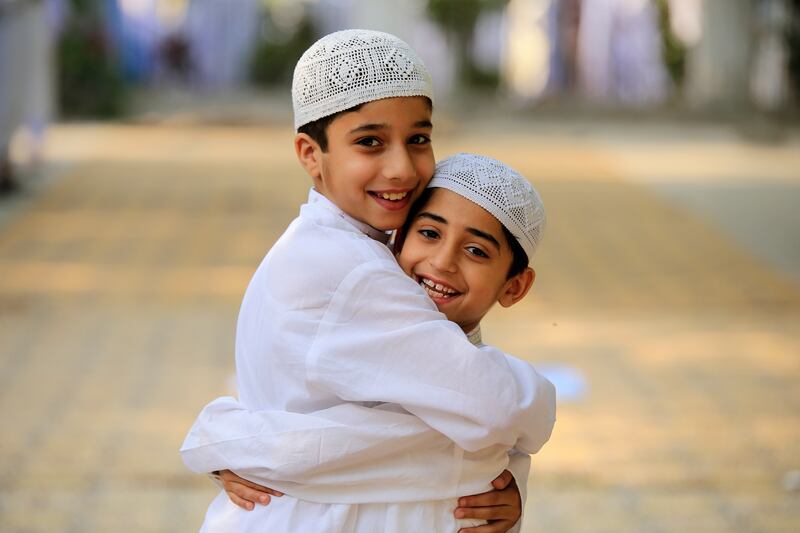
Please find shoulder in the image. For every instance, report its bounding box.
[256,214,400,306]
[283,214,394,275]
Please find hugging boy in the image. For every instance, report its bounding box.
[181,30,556,532]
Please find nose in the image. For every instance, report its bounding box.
[429,242,458,274]
[383,144,416,183]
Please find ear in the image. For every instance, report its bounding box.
[498,267,535,308]
[294,133,322,181]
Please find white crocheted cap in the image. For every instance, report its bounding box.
[292,29,434,130]
[429,153,546,261]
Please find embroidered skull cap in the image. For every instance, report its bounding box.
[429,153,546,260]
[292,29,434,130]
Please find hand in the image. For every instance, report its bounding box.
[454,470,522,533]
[219,470,284,511]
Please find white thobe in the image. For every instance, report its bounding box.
[181,189,556,532]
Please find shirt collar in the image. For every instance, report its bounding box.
[307,188,392,245]
[466,325,483,346]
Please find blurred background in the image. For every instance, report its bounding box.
[1,0,799,531]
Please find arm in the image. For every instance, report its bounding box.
[181,396,501,503]
[453,451,530,533]
[187,399,531,532]
[307,260,556,452]
[182,261,555,502]
[504,450,531,533]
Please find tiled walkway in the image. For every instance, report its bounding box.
[0,121,798,532]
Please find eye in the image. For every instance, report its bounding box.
[408,134,430,145]
[356,137,381,147]
[466,246,489,258]
[418,228,439,240]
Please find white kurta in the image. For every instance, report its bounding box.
[181,189,556,532]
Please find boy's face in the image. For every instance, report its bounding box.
[297,96,434,231]
[397,188,532,333]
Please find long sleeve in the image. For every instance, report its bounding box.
[307,259,556,453]
[505,449,532,533]
[181,396,510,503]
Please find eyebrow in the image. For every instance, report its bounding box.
[417,212,501,251]
[349,120,433,135]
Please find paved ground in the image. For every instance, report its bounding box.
[0,115,799,532]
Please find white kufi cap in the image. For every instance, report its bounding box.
[292,29,434,130]
[429,153,546,260]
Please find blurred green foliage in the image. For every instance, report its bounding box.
[426,0,508,87]
[250,12,317,87]
[57,0,126,118]
[656,0,686,88]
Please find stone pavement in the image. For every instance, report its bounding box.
[0,118,799,532]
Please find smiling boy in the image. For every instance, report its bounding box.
[299,95,434,231]
[181,30,555,533]
[400,191,534,335]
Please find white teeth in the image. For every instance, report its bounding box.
[419,277,457,296]
[379,192,408,201]
[422,284,452,299]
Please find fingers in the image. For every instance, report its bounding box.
[459,489,508,509]
[458,520,514,533]
[219,470,284,497]
[455,505,516,522]
[228,491,257,511]
[254,486,284,497]
[491,469,514,490]
[225,480,272,507]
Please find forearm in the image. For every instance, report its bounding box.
[309,261,557,451]
[505,449,531,533]
[180,397,508,503]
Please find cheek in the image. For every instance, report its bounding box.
[395,248,415,275]
[333,151,368,177]
[464,266,500,299]
[397,240,425,271]
[321,156,349,189]
[414,152,435,179]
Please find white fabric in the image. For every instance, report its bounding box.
[292,29,434,129]
[182,189,556,532]
[197,456,532,533]
[430,153,546,260]
[183,323,534,531]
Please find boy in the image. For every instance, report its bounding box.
[183,153,553,533]
[182,30,555,532]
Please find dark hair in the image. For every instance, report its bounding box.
[401,188,529,279]
[296,97,433,152]
[502,226,530,279]
[297,104,363,152]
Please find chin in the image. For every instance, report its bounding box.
[373,217,405,232]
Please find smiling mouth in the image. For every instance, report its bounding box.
[417,276,461,300]
[369,191,410,201]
